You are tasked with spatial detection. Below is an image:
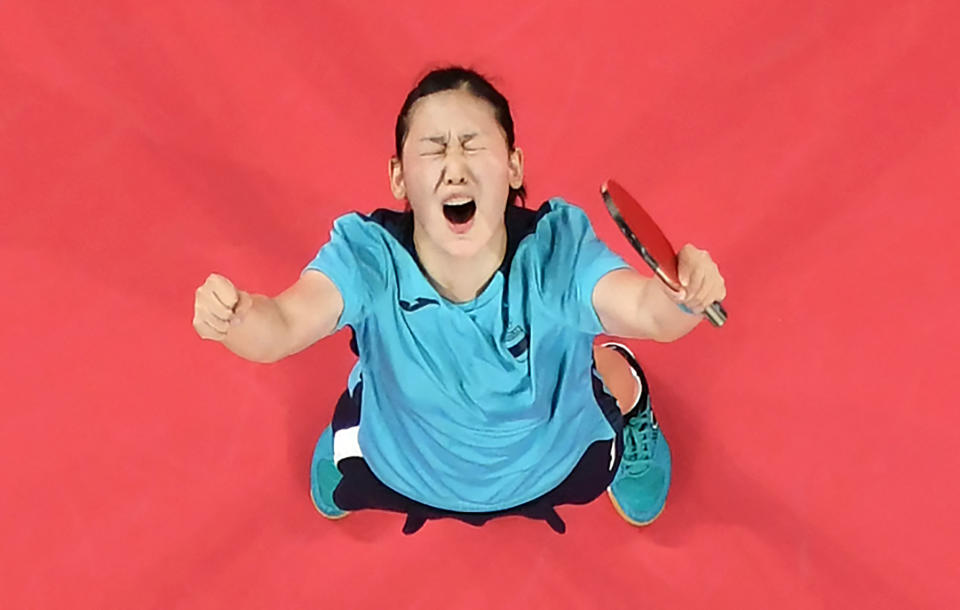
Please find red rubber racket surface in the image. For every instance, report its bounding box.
[601,179,682,291]
[601,179,728,327]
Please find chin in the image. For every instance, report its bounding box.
[442,235,485,258]
[420,206,503,258]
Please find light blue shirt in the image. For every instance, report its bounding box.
[304,198,631,511]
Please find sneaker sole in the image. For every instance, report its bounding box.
[606,487,665,526]
[310,487,349,520]
[310,490,350,521]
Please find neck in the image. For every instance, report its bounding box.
[413,224,508,303]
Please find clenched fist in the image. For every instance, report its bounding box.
[193,273,253,341]
[659,244,726,314]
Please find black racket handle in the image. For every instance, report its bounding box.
[704,301,727,327]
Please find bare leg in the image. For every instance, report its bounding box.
[592,343,642,415]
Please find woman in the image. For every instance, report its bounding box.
[192,66,726,534]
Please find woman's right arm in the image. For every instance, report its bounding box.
[193,270,344,363]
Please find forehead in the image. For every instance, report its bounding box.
[406,89,501,135]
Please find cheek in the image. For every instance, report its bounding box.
[478,158,513,194]
[403,158,439,193]
[463,154,496,181]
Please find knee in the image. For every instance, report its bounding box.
[593,344,642,415]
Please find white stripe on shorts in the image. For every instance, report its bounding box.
[333,426,362,464]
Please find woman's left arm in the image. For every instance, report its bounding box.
[592,244,726,342]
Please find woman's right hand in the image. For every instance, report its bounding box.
[193,273,253,341]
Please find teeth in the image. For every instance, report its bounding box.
[444,198,473,206]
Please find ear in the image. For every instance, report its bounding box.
[508,147,525,189]
[388,157,406,200]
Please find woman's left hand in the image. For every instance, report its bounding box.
[662,244,726,315]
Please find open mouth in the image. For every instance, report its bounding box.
[443,199,477,225]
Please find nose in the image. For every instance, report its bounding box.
[441,151,469,185]
[443,170,467,185]
[442,166,467,186]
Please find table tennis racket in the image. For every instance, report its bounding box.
[600,179,727,327]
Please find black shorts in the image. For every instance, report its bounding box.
[330,344,647,534]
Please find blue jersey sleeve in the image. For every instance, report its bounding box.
[302,213,390,331]
[536,199,632,333]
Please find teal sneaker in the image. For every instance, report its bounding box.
[310,425,348,519]
[607,399,671,526]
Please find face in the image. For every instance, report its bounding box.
[389,89,524,259]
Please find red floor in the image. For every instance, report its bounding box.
[2,1,958,608]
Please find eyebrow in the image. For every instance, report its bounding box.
[419,132,479,145]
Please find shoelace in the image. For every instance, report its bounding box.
[621,408,658,475]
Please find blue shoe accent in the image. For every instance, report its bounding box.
[608,397,671,526]
[310,425,348,519]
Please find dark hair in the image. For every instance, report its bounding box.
[394,66,526,208]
